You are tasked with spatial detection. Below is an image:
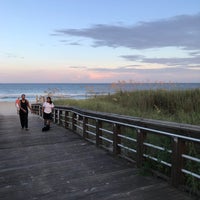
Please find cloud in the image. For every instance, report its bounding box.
[67,64,199,74]
[52,13,200,82]
[68,66,88,69]
[121,54,200,68]
[69,42,81,46]
[68,65,142,73]
[59,40,81,46]
[65,64,200,82]
[54,13,200,50]
[0,52,24,59]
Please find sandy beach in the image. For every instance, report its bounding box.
[0,102,19,115]
[0,102,38,116]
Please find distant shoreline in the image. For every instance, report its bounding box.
[0,83,199,103]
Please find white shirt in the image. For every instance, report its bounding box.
[43,102,54,114]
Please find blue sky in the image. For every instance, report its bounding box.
[0,0,200,83]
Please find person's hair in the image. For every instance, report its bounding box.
[20,94,28,105]
[47,96,52,104]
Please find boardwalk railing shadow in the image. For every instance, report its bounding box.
[32,104,200,196]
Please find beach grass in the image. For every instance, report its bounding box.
[54,88,200,125]
[54,88,200,193]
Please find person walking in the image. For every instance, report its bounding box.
[19,94,32,130]
[15,97,20,114]
[42,96,54,131]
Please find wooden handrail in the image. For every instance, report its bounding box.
[31,103,200,193]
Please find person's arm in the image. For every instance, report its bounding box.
[27,100,32,112]
[51,103,54,112]
[42,102,45,113]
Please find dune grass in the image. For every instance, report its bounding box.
[54,88,200,193]
[54,88,200,125]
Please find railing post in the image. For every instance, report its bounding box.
[96,120,102,147]
[113,123,121,155]
[38,105,41,116]
[65,111,69,129]
[39,105,43,117]
[136,129,146,168]
[171,137,185,187]
[41,105,43,117]
[60,110,63,125]
[83,117,88,139]
[53,109,56,123]
[57,110,60,125]
[72,113,77,132]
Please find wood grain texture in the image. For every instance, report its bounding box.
[0,115,193,200]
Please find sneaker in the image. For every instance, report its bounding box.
[25,128,29,131]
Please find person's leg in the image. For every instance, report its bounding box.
[45,113,51,126]
[45,120,50,130]
[25,114,28,129]
[46,119,50,125]
[47,113,52,128]
[20,113,24,128]
[46,114,51,130]
[19,113,24,128]
[43,112,47,126]
[48,113,53,127]
[44,119,47,126]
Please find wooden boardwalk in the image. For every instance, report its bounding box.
[0,115,194,200]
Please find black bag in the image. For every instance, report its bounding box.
[42,125,50,132]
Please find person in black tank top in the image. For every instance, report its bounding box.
[19,94,32,130]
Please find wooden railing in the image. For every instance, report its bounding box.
[32,104,200,193]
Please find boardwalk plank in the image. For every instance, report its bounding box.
[0,115,194,200]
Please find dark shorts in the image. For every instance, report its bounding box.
[43,112,52,120]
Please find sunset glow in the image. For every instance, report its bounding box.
[0,0,199,83]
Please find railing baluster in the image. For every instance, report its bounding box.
[136,129,147,168]
[83,117,88,139]
[113,123,121,155]
[57,110,60,125]
[53,109,56,123]
[72,112,77,132]
[96,120,102,146]
[39,105,41,116]
[65,111,69,129]
[171,137,186,187]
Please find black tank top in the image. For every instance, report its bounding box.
[20,100,28,113]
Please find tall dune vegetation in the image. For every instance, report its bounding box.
[54,88,200,125]
[54,89,200,194]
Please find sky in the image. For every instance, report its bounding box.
[0,0,200,83]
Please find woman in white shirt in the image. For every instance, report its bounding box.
[42,96,54,131]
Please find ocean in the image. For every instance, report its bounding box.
[0,83,199,102]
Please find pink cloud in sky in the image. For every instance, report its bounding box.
[1,63,199,83]
[88,71,115,80]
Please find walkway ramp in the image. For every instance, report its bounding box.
[0,115,193,200]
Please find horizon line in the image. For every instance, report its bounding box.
[0,82,200,84]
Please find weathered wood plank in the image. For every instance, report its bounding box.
[0,115,194,200]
